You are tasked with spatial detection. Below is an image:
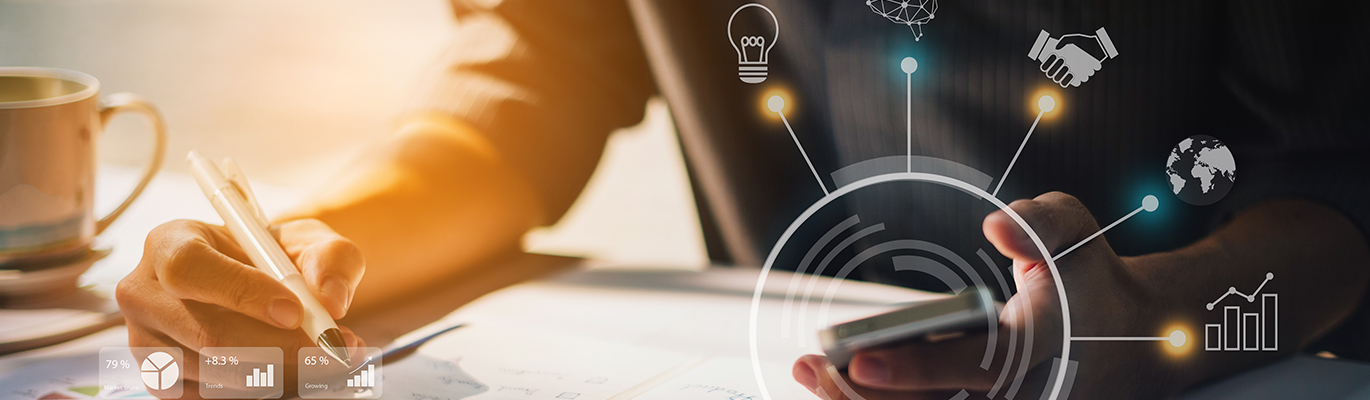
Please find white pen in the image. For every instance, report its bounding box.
[187,150,352,368]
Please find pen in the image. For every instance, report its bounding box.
[342,322,467,375]
[187,150,352,368]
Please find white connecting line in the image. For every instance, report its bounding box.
[1051,203,1143,261]
[906,63,913,173]
[991,109,1045,198]
[1070,336,1168,342]
[1206,272,1274,310]
[1057,196,1167,345]
[775,58,917,196]
[1071,330,1185,347]
[773,104,830,195]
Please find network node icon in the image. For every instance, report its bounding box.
[728,3,779,84]
[1029,28,1119,88]
[866,0,937,40]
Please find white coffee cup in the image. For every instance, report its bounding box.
[0,67,166,267]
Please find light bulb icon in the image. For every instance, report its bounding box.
[728,3,779,84]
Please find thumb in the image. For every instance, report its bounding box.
[274,219,366,319]
[982,192,1108,263]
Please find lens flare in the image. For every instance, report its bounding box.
[759,86,795,121]
[1030,87,1063,120]
[1038,95,1056,113]
[1161,324,1194,358]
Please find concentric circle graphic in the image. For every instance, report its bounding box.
[748,171,1075,400]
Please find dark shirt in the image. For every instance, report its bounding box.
[414,0,1370,358]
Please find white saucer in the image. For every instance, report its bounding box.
[0,248,111,298]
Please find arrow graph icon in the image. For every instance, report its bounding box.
[1203,272,1277,352]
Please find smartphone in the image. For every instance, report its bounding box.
[820,287,998,369]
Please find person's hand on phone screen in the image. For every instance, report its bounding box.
[792,192,1171,399]
[117,219,367,398]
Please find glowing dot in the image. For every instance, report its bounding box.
[1037,95,1056,113]
[1266,272,1274,280]
[1142,195,1159,212]
[901,57,918,74]
[1161,325,1194,358]
[1169,330,1186,348]
[767,95,785,113]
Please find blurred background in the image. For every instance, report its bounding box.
[0,0,708,280]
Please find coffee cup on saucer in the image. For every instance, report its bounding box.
[0,67,167,298]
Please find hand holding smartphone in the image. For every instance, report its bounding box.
[820,287,998,368]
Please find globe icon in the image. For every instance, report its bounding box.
[1165,135,1236,206]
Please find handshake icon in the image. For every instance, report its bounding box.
[1028,28,1119,88]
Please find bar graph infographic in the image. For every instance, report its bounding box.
[1204,273,1277,352]
[198,347,282,399]
[298,347,383,399]
[245,364,275,388]
[345,364,376,388]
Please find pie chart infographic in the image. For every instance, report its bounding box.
[140,351,180,391]
[99,347,182,398]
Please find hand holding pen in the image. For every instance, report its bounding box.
[115,152,367,391]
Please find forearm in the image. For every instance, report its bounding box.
[1128,199,1370,388]
[279,116,546,312]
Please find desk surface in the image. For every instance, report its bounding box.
[4,263,1370,399]
[3,168,1367,398]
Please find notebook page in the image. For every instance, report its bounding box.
[383,325,695,400]
[630,357,813,400]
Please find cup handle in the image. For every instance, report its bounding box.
[95,93,168,234]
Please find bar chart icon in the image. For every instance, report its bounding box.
[246,364,275,388]
[298,346,382,399]
[199,347,283,399]
[1203,273,1277,352]
[346,364,376,388]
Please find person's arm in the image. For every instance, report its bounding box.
[292,0,660,311]
[1132,199,1370,389]
[275,116,546,313]
[114,118,547,400]
[117,0,653,393]
[794,193,1370,399]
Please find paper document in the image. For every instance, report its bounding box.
[384,325,808,400]
[632,358,802,400]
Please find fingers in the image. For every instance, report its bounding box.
[846,336,1003,391]
[791,329,1005,392]
[121,276,307,349]
[123,280,365,351]
[120,217,369,398]
[789,319,1060,396]
[275,219,366,319]
[1057,70,1074,88]
[983,192,1104,263]
[1041,49,1102,88]
[1040,53,1060,74]
[126,311,365,400]
[142,220,304,329]
[794,356,821,391]
[793,355,978,400]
